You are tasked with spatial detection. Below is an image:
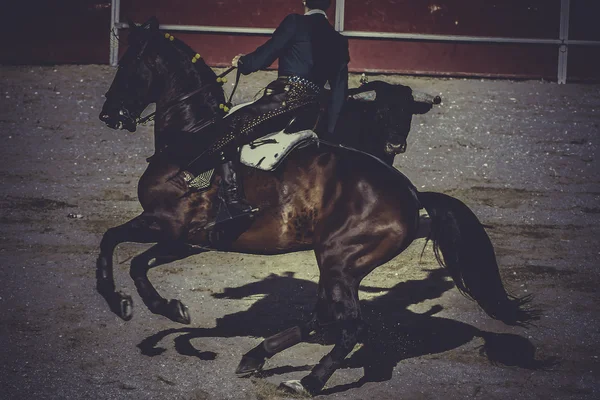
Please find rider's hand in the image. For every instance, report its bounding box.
[232,54,244,68]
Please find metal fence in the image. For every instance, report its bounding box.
[110,0,600,83]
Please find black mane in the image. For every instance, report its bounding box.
[156,34,226,117]
[125,27,228,156]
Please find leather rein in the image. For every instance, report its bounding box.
[136,66,242,132]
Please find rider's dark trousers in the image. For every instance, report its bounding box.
[207,76,321,162]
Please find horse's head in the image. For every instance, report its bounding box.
[349,81,441,155]
[99,17,163,132]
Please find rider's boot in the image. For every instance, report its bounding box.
[215,160,256,224]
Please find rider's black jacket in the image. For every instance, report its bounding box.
[238,12,349,134]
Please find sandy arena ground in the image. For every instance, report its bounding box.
[0,65,599,399]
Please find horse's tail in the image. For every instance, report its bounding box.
[418,191,539,326]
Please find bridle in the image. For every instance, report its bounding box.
[106,31,242,134]
[102,39,154,131]
[136,66,241,129]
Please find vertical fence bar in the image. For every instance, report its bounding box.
[335,0,345,32]
[109,0,121,66]
[558,0,570,84]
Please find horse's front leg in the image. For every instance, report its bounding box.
[129,242,206,324]
[96,214,164,321]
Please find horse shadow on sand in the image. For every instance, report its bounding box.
[138,268,554,394]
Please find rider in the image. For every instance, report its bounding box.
[201,0,349,223]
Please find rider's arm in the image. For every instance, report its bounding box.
[327,39,350,134]
[238,14,298,75]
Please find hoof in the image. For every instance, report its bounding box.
[166,299,191,324]
[109,292,133,321]
[235,354,265,377]
[279,380,310,396]
[118,293,134,321]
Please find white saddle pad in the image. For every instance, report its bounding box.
[228,101,317,171]
[240,129,317,171]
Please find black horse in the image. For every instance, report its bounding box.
[97,17,536,395]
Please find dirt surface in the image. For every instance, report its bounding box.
[0,65,599,400]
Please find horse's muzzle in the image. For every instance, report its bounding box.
[99,109,137,132]
[385,141,407,155]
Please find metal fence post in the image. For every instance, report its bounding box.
[558,0,570,84]
[109,0,121,66]
[335,0,345,32]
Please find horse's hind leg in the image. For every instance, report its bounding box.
[129,242,206,324]
[96,215,164,321]
[235,318,318,376]
[237,261,380,392]
[280,273,365,395]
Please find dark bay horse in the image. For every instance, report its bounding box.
[97,18,536,395]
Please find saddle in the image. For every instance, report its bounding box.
[239,84,376,165]
[182,82,382,190]
[180,103,321,191]
[238,105,321,171]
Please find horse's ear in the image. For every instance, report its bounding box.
[127,18,138,30]
[349,90,377,102]
[144,16,160,31]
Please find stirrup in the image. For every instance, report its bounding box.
[205,201,258,230]
[218,201,258,223]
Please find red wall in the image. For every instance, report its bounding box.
[344,0,560,38]
[0,1,111,64]
[568,0,600,81]
[121,0,335,28]
[347,40,558,79]
[119,0,335,67]
[343,0,562,79]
